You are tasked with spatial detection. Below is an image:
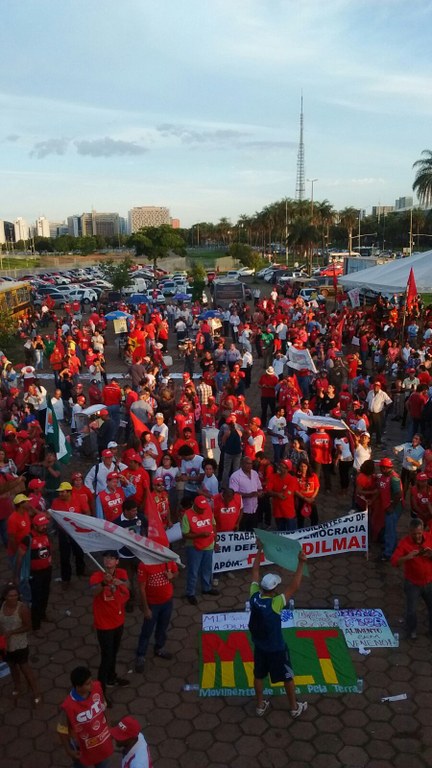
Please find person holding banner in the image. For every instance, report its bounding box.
[248,541,308,719]
[181,495,218,606]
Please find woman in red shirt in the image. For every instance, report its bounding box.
[296,460,320,527]
[267,460,299,531]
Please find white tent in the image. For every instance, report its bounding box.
[339,250,432,295]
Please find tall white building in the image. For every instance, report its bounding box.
[14,217,30,242]
[35,216,50,238]
[128,206,170,233]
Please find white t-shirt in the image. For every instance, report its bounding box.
[154,465,179,491]
[354,444,371,471]
[121,733,151,768]
[334,437,353,462]
[181,455,204,492]
[151,422,169,451]
[268,415,288,445]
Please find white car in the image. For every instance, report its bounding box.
[68,287,99,304]
[225,270,249,280]
[237,266,255,276]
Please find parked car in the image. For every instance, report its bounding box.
[33,289,70,309]
[68,287,99,304]
[298,288,326,304]
[160,281,178,296]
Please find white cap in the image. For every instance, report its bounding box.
[155,412,164,419]
[260,573,281,591]
[107,441,118,449]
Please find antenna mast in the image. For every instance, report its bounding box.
[295,93,305,201]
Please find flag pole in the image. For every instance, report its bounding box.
[86,552,106,573]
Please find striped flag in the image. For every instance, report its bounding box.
[45,396,72,464]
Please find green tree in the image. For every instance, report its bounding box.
[190,262,206,301]
[289,218,319,274]
[339,207,360,254]
[0,309,19,354]
[100,256,133,292]
[128,225,186,270]
[228,242,265,273]
[413,150,432,207]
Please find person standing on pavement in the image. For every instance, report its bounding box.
[377,458,404,561]
[134,551,178,672]
[366,381,392,448]
[51,482,86,589]
[57,665,113,767]
[113,497,146,613]
[29,512,52,633]
[248,541,308,719]
[181,495,219,606]
[258,366,279,425]
[111,716,153,768]
[89,551,130,699]
[391,517,432,639]
[229,456,263,532]
[394,434,425,496]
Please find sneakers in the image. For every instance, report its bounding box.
[203,589,220,596]
[106,676,129,687]
[135,657,146,673]
[291,701,308,718]
[256,700,270,717]
[187,595,198,606]
[154,649,173,660]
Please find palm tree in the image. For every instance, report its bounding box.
[413,150,432,207]
[339,207,359,254]
[313,200,336,253]
[289,217,319,274]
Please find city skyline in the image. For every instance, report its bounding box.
[1,0,431,227]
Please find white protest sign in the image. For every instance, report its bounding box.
[213,512,368,573]
[348,288,361,308]
[287,347,317,374]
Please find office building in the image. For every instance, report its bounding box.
[14,217,30,242]
[372,205,394,218]
[35,216,50,238]
[0,220,15,245]
[395,196,413,211]
[128,206,170,233]
[80,211,120,238]
[49,221,68,238]
[67,215,82,237]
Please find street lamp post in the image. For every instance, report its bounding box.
[307,178,318,217]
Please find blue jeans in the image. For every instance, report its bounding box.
[404,580,432,634]
[383,511,398,558]
[137,599,173,657]
[0,519,8,547]
[186,547,213,596]
[73,759,110,768]
[272,443,287,463]
[276,518,297,532]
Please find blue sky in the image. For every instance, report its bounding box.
[2,0,432,227]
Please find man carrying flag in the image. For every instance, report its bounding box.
[248,540,308,719]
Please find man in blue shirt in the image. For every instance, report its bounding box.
[248,541,308,719]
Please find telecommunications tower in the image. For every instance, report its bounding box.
[295,93,305,201]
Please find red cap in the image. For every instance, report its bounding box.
[71,472,83,481]
[101,449,113,458]
[379,458,393,468]
[193,495,211,510]
[28,478,45,490]
[33,513,50,527]
[226,416,234,424]
[417,473,428,482]
[408,368,416,374]
[9,387,19,396]
[373,381,382,388]
[111,716,141,741]
[107,471,119,481]
[250,417,261,426]
[282,459,293,471]
[127,452,142,463]
[17,430,29,439]
[99,409,109,417]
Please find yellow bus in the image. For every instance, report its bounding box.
[0,280,32,316]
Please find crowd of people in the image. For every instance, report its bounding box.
[2,273,432,763]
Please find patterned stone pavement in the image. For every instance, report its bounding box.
[1,306,432,767]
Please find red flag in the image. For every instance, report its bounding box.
[406,268,417,311]
[336,315,345,348]
[146,492,169,546]
[332,264,338,292]
[130,412,163,462]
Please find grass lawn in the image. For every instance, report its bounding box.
[0,257,40,270]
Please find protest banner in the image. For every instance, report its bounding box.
[296,414,347,432]
[199,627,360,696]
[287,347,317,374]
[254,528,309,575]
[113,318,128,334]
[213,512,368,573]
[348,288,361,308]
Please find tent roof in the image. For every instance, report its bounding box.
[339,251,432,295]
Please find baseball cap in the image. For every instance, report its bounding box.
[17,430,29,439]
[373,381,382,388]
[193,495,210,510]
[71,472,83,481]
[58,482,73,491]
[153,476,164,485]
[261,573,282,591]
[417,473,428,482]
[250,417,261,426]
[28,478,46,490]
[155,412,164,419]
[14,494,30,505]
[99,409,109,417]
[33,513,50,526]
[107,441,118,449]
[282,459,293,471]
[226,416,234,424]
[379,458,393,468]
[107,472,119,481]
[127,452,142,463]
[111,716,141,741]
[101,449,113,458]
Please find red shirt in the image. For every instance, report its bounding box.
[310,432,332,465]
[61,681,113,767]
[268,473,299,519]
[102,383,122,406]
[213,492,242,531]
[71,486,93,515]
[90,568,129,629]
[175,412,196,438]
[51,496,83,515]
[137,561,178,604]
[7,510,31,556]
[123,467,150,506]
[258,373,279,398]
[298,472,320,500]
[391,531,432,586]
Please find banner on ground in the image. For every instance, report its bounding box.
[287,347,317,374]
[199,627,360,696]
[202,608,398,649]
[50,510,182,566]
[213,511,368,573]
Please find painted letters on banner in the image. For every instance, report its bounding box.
[213,511,368,573]
[199,627,360,696]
